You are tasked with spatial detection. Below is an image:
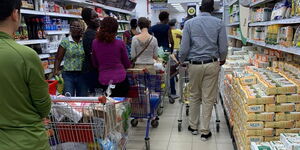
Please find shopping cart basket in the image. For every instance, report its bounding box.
[47,96,130,150]
[177,63,221,132]
[127,69,162,150]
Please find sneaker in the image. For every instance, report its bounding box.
[200,132,212,141]
[188,126,198,135]
[171,95,180,99]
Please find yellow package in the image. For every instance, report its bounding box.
[276,94,300,103]
[296,104,300,111]
[265,103,295,112]
[245,128,274,136]
[247,112,275,121]
[275,128,300,136]
[276,112,300,121]
[247,105,265,113]
[264,136,280,142]
[246,96,275,105]
[245,122,264,129]
[295,121,300,128]
[246,136,264,145]
[265,121,295,128]
[240,76,257,86]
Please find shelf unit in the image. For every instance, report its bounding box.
[227,0,238,6]
[21,9,82,18]
[45,30,70,35]
[16,39,48,45]
[230,10,239,16]
[250,0,274,7]
[249,17,300,26]
[227,22,240,26]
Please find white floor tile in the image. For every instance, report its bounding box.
[168,142,192,150]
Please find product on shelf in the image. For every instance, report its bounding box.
[278,26,294,47]
[21,0,34,10]
[294,26,300,47]
[271,0,291,20]
[254,8,272,22]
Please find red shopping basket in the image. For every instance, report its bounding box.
[56,124,94,143]
[47,80,58,95]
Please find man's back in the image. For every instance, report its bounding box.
[180,12,227,62]
[0,32,51,150]
[150,24,169,49]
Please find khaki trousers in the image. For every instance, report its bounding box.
[188,61,220,135]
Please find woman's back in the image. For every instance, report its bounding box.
[131,35,158,65]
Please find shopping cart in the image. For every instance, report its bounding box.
[127,69,162,150]
[177,63,221,133]
[46,96,130,150]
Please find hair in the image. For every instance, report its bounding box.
[130,19,138,29]
[81,8,93,23]
[138,17,150,29]
[168,19,177,27]
[97,17,118,43]
[0,0,22,22]
[159,11,169,22]
[200,0,214,13]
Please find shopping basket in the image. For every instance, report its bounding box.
[46,96,130,150]
[47,80,58,95]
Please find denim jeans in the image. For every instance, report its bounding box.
[170,77,176,95]
[62,71,88,96]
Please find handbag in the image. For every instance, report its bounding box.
[131,36,153,67]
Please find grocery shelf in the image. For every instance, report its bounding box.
[21,9,45,15]
[228,35,242,40]
[21,9,82,18]
[45,30,70,35]
[227,0,238,6]
[250,0,274,7]
[83,1,134,15]
[227,22,240,26]
[229,10,239,16]
[44,69,52,74]
[16,39,48,45]
[49,49,58,53]
[249,17,300,26]
[39,54,50,59]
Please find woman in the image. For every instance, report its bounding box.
[92,17,131,97]
[131,17,158,74]
[54,20,88,96]
[123,19,139,59]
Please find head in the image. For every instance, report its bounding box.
[70,20,84,39]
[138,17,150,30]
[159,11,169,24]
[97,17,118,43]
[0,0,22,34]
[200,0,214,13]
[168,19,177,27]
[81,8,100,29]
[130,19,138,29]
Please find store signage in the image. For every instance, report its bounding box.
[187,5,196,17]
[151,3,168,10]
[168,0,200,3]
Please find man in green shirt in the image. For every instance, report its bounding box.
[0,0,51,149]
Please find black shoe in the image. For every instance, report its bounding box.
[201,132,212,141]
[188,126,198,135]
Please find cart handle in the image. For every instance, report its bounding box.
[50,95,107,103]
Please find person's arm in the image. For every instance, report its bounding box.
[25,50,51,118]
[179,23,191,63]
[91,40,99,69]
[121,41,131,68]
[131,37,137,59]
[153,38,158,60]
[54,40,67,75]
[123,31,128,45]
[218,22,228,65]
[168,28,174,51]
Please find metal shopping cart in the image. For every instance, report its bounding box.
[177,62,221,133]
[127,69,162,150]
[46,96,130,150]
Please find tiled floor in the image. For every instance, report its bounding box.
[126,100,234,150]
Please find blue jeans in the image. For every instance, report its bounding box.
[62,71,88,96]
[170,77,176,95]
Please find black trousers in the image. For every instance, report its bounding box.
[100,78,129,97]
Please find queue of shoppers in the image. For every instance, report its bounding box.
[0,0,228,148]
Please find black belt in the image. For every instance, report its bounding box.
[189,58,218,65]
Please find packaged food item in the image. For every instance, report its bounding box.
[247,112,275,121]
[269,141,286,150]
[250,142,272,150]
[276,128,300,136]
[247,105,265,113]
[265,103,295,112]
[276,112,300,121]
[271,0,290,20]
[278,26,294,47]
[280,133,300,150]
[246,122,265,130]
[295,121,300,128]
[293,26,300,47]
[295,104,300,111]
[246,128,274,136]
[276,95,300,103]
[265,136,281,142]
[265,121,294,128]
[247,136,264,145]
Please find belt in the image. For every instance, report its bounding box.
[189,58,218,65]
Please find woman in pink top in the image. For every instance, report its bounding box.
[92,17,131,97]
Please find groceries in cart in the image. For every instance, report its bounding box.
[47,95,130,150]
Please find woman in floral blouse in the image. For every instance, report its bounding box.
[54,20,88,96]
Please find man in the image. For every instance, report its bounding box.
[81,8,101,95]
[169,19,182,51]
[0,0,51,149]
[179,0,228,141]
[150,11,178,99]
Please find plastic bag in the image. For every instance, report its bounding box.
[271,0,290,20]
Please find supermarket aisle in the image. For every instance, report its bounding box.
[126,100,234,150]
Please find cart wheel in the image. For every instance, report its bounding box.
[186,108,189,116]
[145,139,150,150]
[131,119,138,127]
[157,107,163,116]
[216,124,220,132]
[178,123,182,132]
[151,120,159,128]
[169,97,175,104]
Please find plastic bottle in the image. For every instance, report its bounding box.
[20,17,28,40]
[36,18,43,39]
[31,18,37,39]
[40,18,46,39]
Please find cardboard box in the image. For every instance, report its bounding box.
[247,136,264,145]
[247,112,275,121]
[246,122,265,129]
[276,129,300,136]
[247,105,265,113]
[246,128,274,136]
[276,95,300,103]
[276,112,300,121]
[265,136,280,142]
[250,142,272,150]
[265,121,294,129]
[265,103,295,112]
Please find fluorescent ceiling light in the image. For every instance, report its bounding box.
[171,3,181,6]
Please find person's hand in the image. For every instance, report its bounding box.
[220,60,226,66]
[54,69,59,76]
